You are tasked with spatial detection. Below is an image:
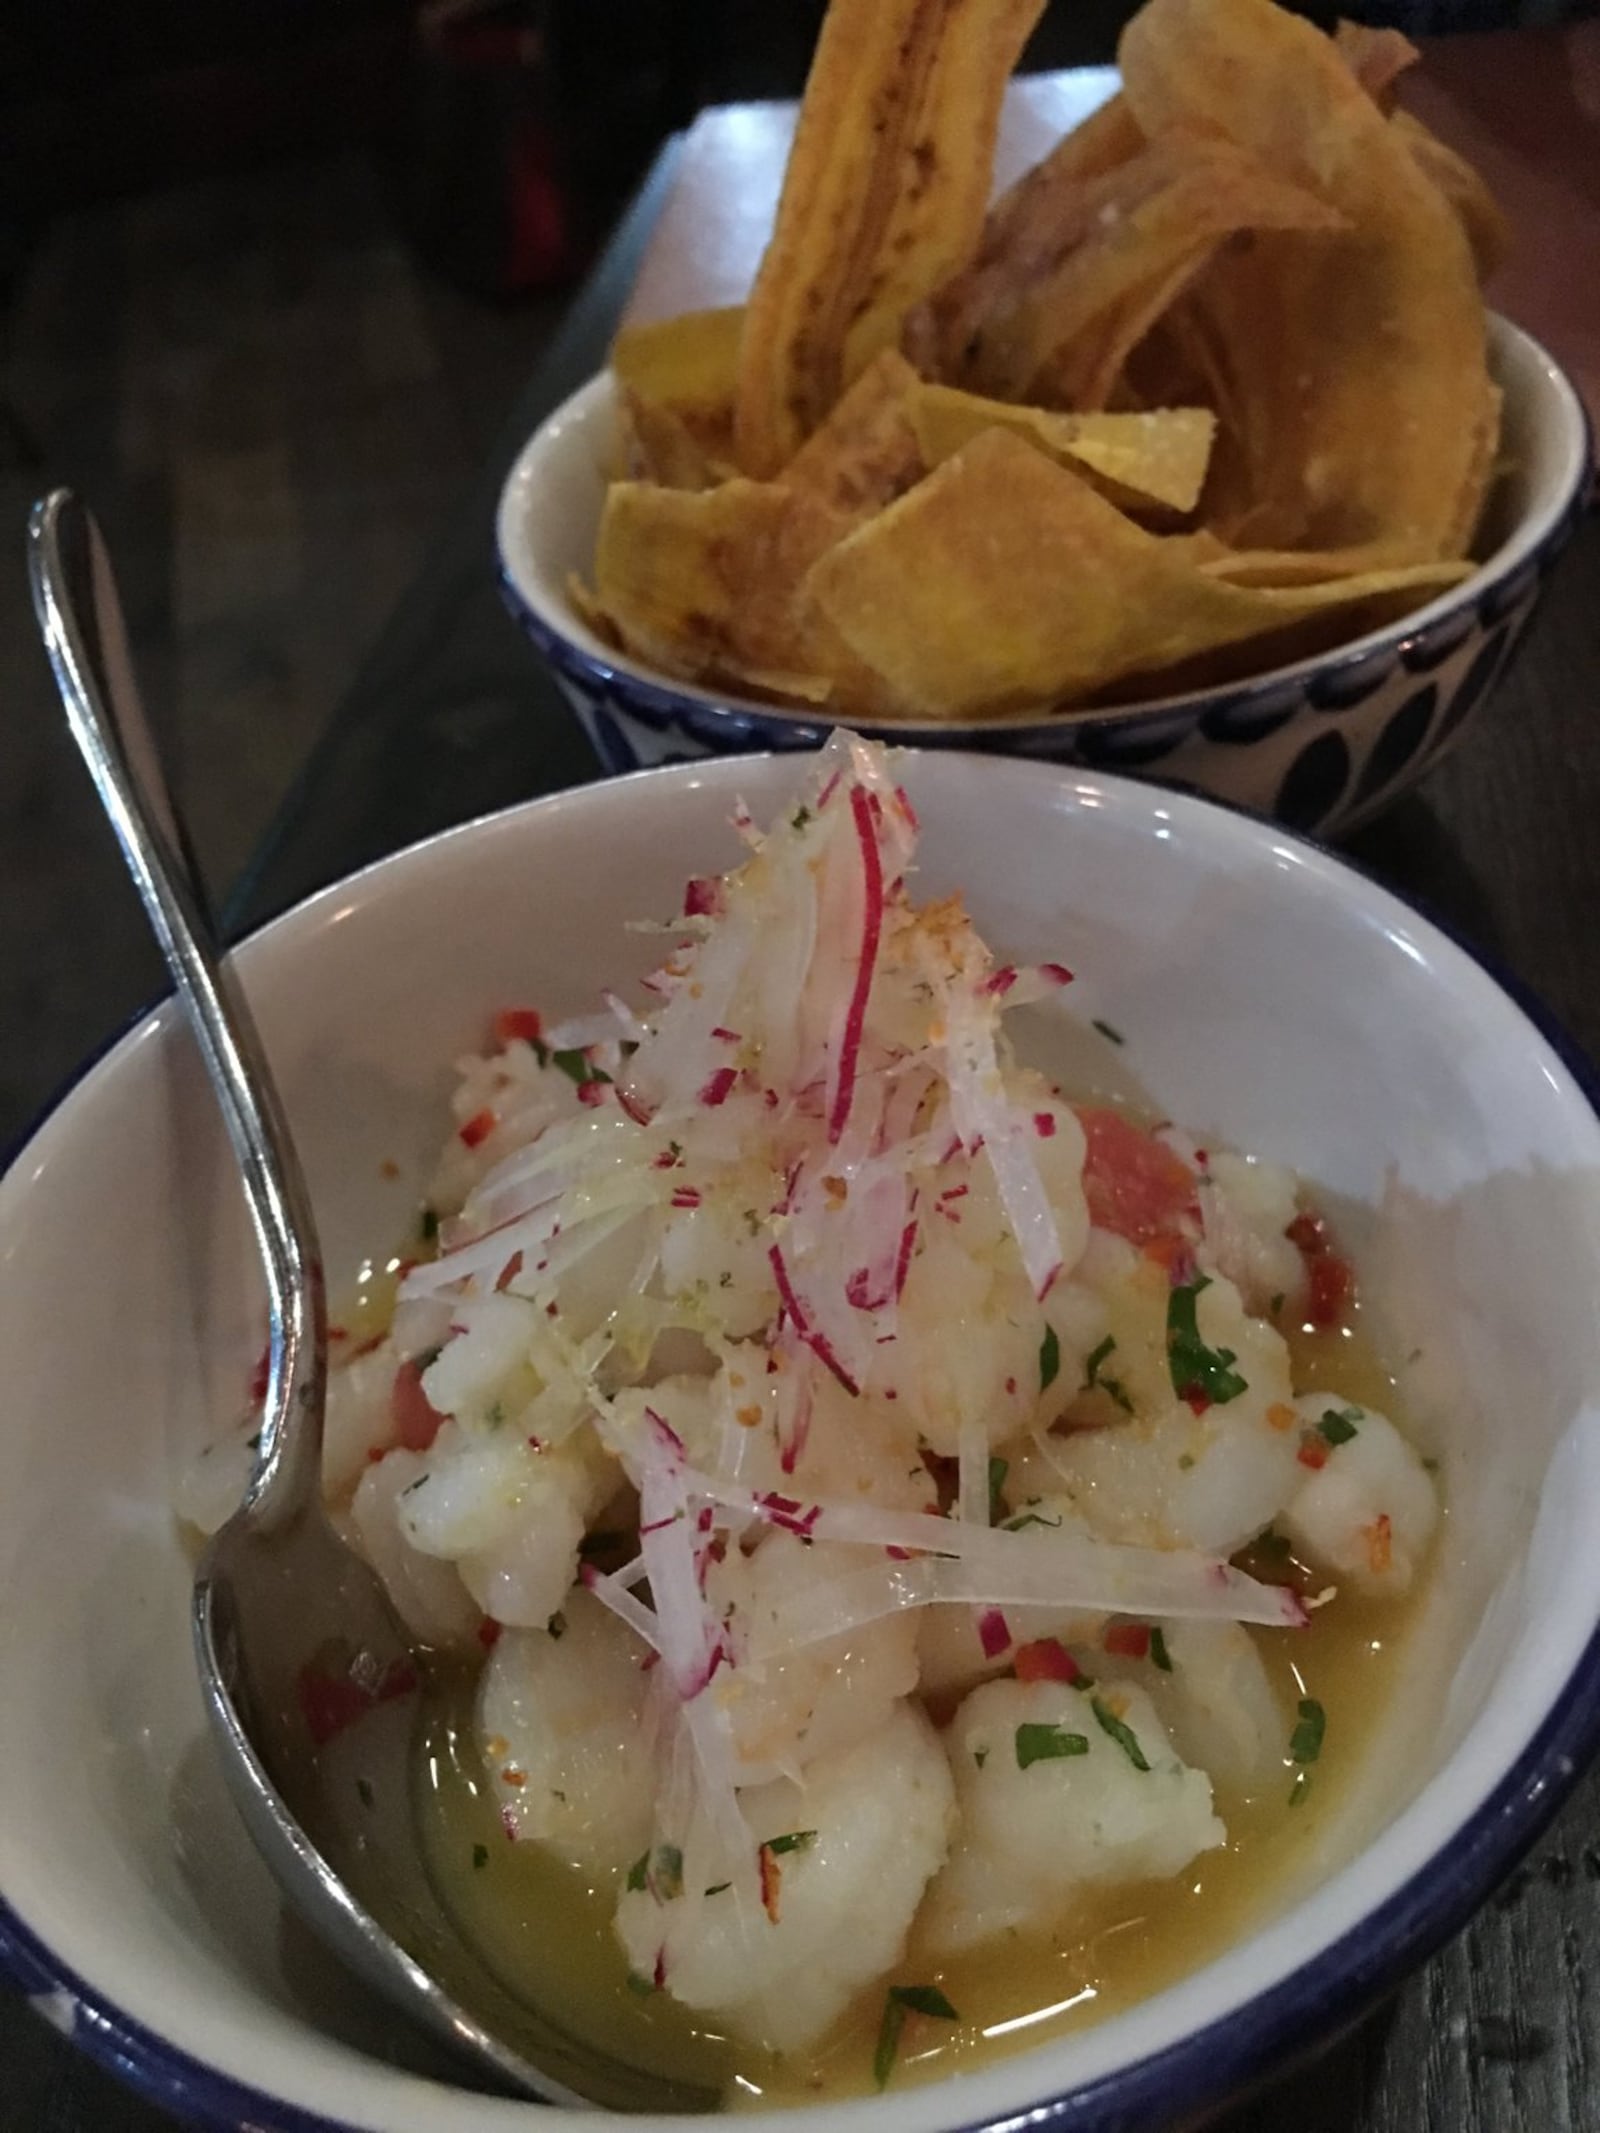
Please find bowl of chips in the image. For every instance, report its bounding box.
[496,0,1593,836]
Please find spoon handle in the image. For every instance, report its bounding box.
[27,488,320,1526]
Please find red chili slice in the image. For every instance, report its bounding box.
[458,1107,496,1149]
[1014,1638,1081,1684]
[493,1007,543,1047]
[1104,1621,1151,1660]
[392,1358,445,1452]
[1076,1108,1198,1247]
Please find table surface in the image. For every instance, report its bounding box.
[12,30,1600,2132]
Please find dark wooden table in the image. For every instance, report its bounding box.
[8,41,1600,2131]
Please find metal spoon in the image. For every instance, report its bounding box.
[27,489,713,2115]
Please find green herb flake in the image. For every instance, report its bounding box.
[1091,1018,1125,1047]
[973,1746,989,1769]
[1084,1334,1133,1413]
[1039,1325,1061,1394]
[1289,1770,1312,1809]
[1149,1626,1173,1673]
[1015,1723,1091,1770]
[1268,1291,1285,1317]
[874,1985,961,2089]
[626,1970,657,1998]
[1002,1509,1064,1533]
[547,1610,568,1640]
[485,1400,506,1429]
[1317,1406,1362,1447]
[419,1205,440,1244]
[1177,1453,1195,1471]
[651,1844,685,1900]
[472,1843,489,1870]
[626,1851,649,1892]
[1289,1697,1326,1767]
[1167,1276,1249,1405]
[987,1456,1009,1524]
[1091,1696,1151,1772]
[791,805,812,831]
[356,1778,375,1809]
[552,1047,612,1088]
[764,1830,817,1857]
[704,1881,731,1896]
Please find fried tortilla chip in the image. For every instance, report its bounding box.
[804,429,1472,716]
[1119,0,1498,557]
[616,388,723,492]
[735,0,1046,478]
[1333,20,1418,110]
[611,308,744,423]
[911,385,1216,515]
[912,91,1146,377]
[591,477,884,707]
[935,131,1346,407]
[1197,542,1470,587]
[1391,110,1511,282]
[778,349,926,517]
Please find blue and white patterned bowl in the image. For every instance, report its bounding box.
[497,315,1591,836]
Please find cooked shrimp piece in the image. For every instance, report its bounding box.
[322,1337,403,1501]
[396,1421,615,1628]
[615,1700,955,2051]
[1282,1396,1438,1596]
[1131,1618,1286,1794]
[919,1676,1222,1957]
[710,1533,922,1781]
[1039,1267,1302,1555]
[890,1195,1050,1455]
[478,1589,657,1875]
[1197,1153,1306,1320]
[348,1448,481,1646]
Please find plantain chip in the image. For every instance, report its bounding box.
[590,477,884,708]
[933,130,1347,407]
[1390,110,1510,282]
[615,387,724,492]
[1118,0,1499,557]
[777,349,926,518]
[804,430,1473,717]
[1333,20,1418,110]
[610,308,743,423]
[735,0,1046,477]
[911,385,1215,516]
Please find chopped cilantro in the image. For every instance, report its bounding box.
[1289,1771,1312,1808]
[988,1456,1009,1524]
[791,805,812,831]
[704,1882,731,1897]
[1091,1696,1151,1771]
[547,1610,568,1640]
[551,1047,612,1088]
[1289,1697,1326,1766]
[650,1844,685,1900]
[625,1971,657,1998]
[485,1400,505,1428]
[1002,1509,1063,1533]
[1318,1405,1362,1446]
[355,1778,374,1809]
[1091,1018,1125,1046]
[1149,1626,1173,1673]
[472,1843,489,1870]
[874,1984,960,2089]
[764,1830,817,1857]
[626,1851,649,1892]
[419,1205,440,1244]
[1166,1276,1248,1404]
[1084,1333,1133,1413]
[1015,1723,1091,1770]
[1177,1453,1195,1471]
[1039,1325,1061,1393]
[973,1745,988,1768]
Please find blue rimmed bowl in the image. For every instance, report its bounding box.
[4,750,1600,2130]
[497,315,1591,837]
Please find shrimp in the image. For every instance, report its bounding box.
[478,1589,657,1876]
[919,1676,1223,1957]
[1197,1153,1307,1320]
[614,1699,955,2052]
[347,1448,481,1647]
[1282,1395,1438,1595]
[1119,1618,1287,1794]
[707,1532,921,1782]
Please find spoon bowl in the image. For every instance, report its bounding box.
[25,488,715,2116]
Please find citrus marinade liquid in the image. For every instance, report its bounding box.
[412,1299,1429,2108]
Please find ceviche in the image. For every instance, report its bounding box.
[186,733,1439,2102]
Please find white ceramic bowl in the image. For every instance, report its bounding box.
[497,317,1592,838]
[5,752,1600,2132]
